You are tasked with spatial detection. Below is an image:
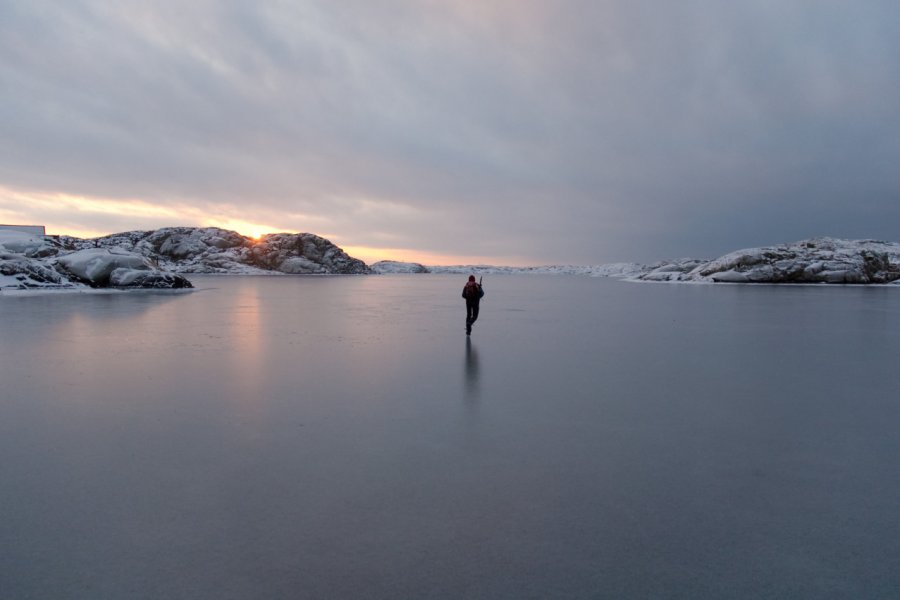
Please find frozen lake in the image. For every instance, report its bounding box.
[2,274,900,599]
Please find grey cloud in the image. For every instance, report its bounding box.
[2,0,900,263]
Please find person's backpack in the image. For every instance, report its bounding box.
[464,281,482,300]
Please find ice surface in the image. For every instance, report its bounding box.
[3,275,900,599]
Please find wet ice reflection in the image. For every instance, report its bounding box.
[3,275,900,599]
[463,337,480,403]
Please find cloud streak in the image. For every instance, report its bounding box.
[2,0,900,264]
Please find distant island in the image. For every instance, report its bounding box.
[2,227,899,291]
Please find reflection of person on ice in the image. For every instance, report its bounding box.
[462,275,484,335]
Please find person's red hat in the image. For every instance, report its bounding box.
[468,275,476,282]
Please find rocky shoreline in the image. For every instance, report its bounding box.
[1,227,369,291]
[631,238,900,284]
[4,229,899,292]
[372,237,900,285]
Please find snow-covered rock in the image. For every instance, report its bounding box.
[630,238,900,284]
[0,255,74,289]
[0,230,62,258]
[7,229,899,290]
[108,268,192,288]
[586,262,648,278]
[1,231,73,289]
[64,227,370,275]
[57,248,150,284]
[1,231,192,291]
[3,225,370,291]
[386,239,900,285]
[55,248,192,288]
[370,260,430,274]
[247,233,370,274]
[631,259,709,282]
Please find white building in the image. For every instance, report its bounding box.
[0,224,46,235]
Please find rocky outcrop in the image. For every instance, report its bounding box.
[8,228,898,289]
[55,248,192,288]
[0,255,73,288]
[3,224,372,291]
[632,238,900,284]
[63,227,370,275]
[247,233,370,274]
[1,231,192,290]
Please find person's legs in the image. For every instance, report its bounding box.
[466,301,475,334]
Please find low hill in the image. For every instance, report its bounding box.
[60,227,371,275]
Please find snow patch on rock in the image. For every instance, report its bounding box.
[0,230,59,257]
[56,248,151,285]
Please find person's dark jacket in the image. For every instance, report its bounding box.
[462,281,483,301]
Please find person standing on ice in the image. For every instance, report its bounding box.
[462,275,484,335]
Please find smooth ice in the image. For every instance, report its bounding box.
[2,275,900,599]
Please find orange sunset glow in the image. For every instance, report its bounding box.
[1,184,520,266]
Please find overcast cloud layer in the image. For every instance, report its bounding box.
[2,1,899,264]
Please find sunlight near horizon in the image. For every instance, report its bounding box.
[1,185,286,243]
[205,219,281,241]
[0,184,533,266]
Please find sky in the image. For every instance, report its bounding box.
[2,1,899,266]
